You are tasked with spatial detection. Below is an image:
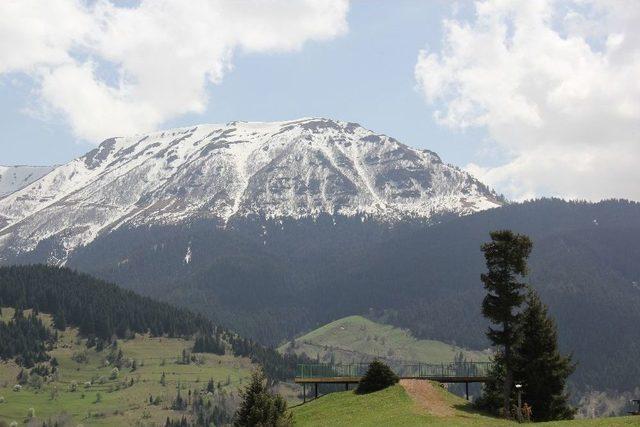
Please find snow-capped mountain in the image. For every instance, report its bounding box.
[0,165,54,198]
[0,118,501,262]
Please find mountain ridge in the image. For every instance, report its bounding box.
[0,117,501,263]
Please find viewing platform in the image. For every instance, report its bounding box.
[295,362,492,401]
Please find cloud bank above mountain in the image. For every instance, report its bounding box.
[415,0,640,201]
[0,0,349,141]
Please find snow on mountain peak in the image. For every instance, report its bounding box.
[0,165,55,198]
[0,118,501,261]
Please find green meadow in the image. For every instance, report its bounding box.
[279,315,489,364]
[0,308,253,426]
[292,384,638,427]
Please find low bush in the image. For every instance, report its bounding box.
[355,360,399,394]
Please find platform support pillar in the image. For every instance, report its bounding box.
[303,383,306,403]
[315,383,318,399]
[465,382,469,400]
[345,382,349,391]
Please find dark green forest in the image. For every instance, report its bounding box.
[0,264,218,339]
[0,307,54,367]
[48,198,640,394]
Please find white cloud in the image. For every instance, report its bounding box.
[0,0,349,141]
[415,0,640,201]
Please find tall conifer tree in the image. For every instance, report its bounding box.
[480,230,532,417]
[515,289,575,421]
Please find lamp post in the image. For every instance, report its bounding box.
[515,383,523,422]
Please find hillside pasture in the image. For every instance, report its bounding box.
[0,308,253,426]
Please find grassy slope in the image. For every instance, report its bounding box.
[0,307,252,426]
[279,315,488,364]
[292,384,638,427]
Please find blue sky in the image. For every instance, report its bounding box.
[1,0,638,201]
[1,1,485,167]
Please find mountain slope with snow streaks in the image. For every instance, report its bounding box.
[0,118,501,262]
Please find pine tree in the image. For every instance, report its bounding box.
[515,289,575,421]
[480,230,532,418]
[234,368,292,427]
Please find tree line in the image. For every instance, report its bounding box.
[0,265,216,340]
[0,265,305,380]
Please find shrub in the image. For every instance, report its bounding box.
[12,385,21,392]
[69,381,78,392]
[72,350,88,363]
[0,396,5,403]
[49,386,59,400]
[27,407,35,418]
[28,373,44,389]
[110,367,119,380]
[355,360,399,394]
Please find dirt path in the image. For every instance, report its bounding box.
[400,379,455,417]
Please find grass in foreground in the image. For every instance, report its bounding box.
[292,384,510,426]
[292,383,638,427]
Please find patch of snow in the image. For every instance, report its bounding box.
[0,165,55,197]
[184,244,192,264]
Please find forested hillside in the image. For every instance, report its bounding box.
[0,265,301,380]
[51,198,640,396]
[0,264,216,340]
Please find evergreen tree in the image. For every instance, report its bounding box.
[171,389,187,410]
[356,360,399,394]
[515,289,575,421]
[480,230,532,418]
[475,351,507,414]
[234,368,292,427]
[53,309,66,331]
